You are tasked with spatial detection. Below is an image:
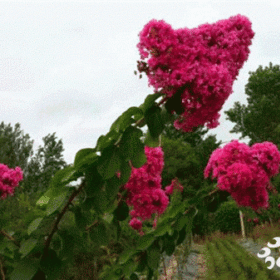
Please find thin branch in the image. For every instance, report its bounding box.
[43,180,86,258]
[135,117,146,127]
[0,230,20,247]
[85,220,98,232]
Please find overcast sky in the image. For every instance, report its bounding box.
[1,1,280,165]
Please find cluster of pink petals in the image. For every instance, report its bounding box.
[137,15,254,132]
[164,177,184,195]
[0,164,23,200]
[125,146,169,234]
[204,140,280,210]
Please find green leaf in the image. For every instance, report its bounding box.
[131,149,147,168]
[145,105,164,138]
[136,233,154,251]
[46,189,69,216]
[120,159,132,184]
[144,130,160,147]
[164,237,175,256]
[96,130,121,151]
[122,259,138,277]
[73,206,90,229]
[28,218,43,235]
[160,105,175,124]
[10,259,39,280]
[110,107,144,133]
[105,175,121,203]
[40,249,62,280]
[91,189,109,214]
[57,230,75,262]
[153,221,170,237]
[19,238,38,259]
[135,252,147,273]
[74,148,98,172]
[119,126,144,161]
[176,227,187,246]
[84,166,103,197]
[139,93,163,114]
[119,250,136,265]
[113,201,129,222]
[36,166,82,209]
[89,221,109,246]
[49,165,78,191]
[97,146,121,180]
[168,201,189,219]
[174,214,190,232]
[147,242,161,270]
[130,273,140,280]
[80,197,96,211]
[0,239,16,258]
[102,213,114,224]
[36,194,50,206]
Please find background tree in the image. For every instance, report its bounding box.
[224,62,280,222]
[0,121,34,175]
[224,62,280,146]
[0,122,70,208]
[22,132,71,201]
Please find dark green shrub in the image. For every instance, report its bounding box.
[213,200,241,234]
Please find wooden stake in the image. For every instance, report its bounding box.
[239,210,246,239]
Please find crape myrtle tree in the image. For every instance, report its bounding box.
[224,63,280,222]
[0,14,266,280]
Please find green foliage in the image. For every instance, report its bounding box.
[213,200,241,234]
[225,62,280,146]
[110,106,143,133]
[9,258,39,280]
[113,201,129,222]
[119,126,147,168]
[145,105,164,138]
[23,132,70,200]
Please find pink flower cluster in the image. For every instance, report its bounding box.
[137,15,254,132]
[0,163,23,200]
[204,140,280,211]
[164,177,184,195]
[125,146,169,235]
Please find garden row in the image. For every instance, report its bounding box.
[204,236,280,279]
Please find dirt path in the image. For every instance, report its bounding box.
[193,243,207,280]
[157,243,207,280]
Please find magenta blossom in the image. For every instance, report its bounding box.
[0,164,23,200]
[123,146,169,235]
[137,15,254,132]
[204,140,280,211]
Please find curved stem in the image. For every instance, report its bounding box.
[0,230,20,247]
[42,180,86,258]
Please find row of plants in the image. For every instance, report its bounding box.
[204,235,280,279]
